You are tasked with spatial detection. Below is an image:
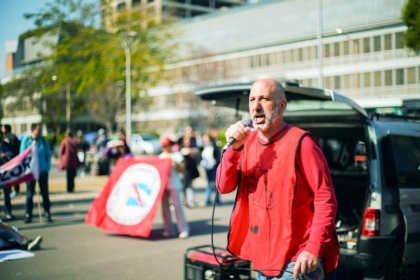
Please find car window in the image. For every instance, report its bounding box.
[141,134,156,141]
[386,135,420,189]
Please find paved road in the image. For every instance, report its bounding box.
[1,165,255,280]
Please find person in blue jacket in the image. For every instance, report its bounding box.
[20,124,52,223]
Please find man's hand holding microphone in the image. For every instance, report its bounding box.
[223,118,253,152]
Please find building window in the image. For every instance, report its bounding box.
[363,72,371,87]
[407,67,416,84]
[355,73,361,88]
[298,48,303,61]
[396,68,404,85]
[373,36,381,52]
[353,39,360,54]
[287,50,294,63]
[384,34,392,51]
[132,0,140,6]
[419,67,420,83]
[395,32,404,49]
[117,2,126,10]
[20,124,27,134]
[363,37,370,53]
[343,41,350,56]
[385,70,393,86]
[374,71,382,87]
[249,56,255,68]
[334,76,341,89]
[306,47,313,60]
[343,74,350,88]
[282,51,287,63]
[324,44,331,58]
[333,42,340,57]
[325,76,331,89]
[268,53,276,65]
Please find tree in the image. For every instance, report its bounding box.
[3,0,179,133]
[402,0,420,53]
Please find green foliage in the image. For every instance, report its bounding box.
[217,131,227,147]
[4,0,179,133]
[402,0,420,53]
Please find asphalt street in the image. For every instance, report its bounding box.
[0,161,254,280]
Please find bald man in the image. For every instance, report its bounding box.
[217,79,339,280]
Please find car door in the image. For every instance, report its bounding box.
[383,127,420,264]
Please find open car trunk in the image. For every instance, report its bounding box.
[195,82,370,250]
[294,122,370,250]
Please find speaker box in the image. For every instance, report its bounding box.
[184,245,251,280]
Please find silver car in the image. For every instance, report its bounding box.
[129,133,162,155]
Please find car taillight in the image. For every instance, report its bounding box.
[361,208,380,236]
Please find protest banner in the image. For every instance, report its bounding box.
[0,145,39,188]
[85,156,172,238]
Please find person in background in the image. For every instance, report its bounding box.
[209,128,222,148]
[0,218,43,251]
[179,135,200,208]
[159,136,190,239]
[20,124,53,223]
[76,130,91,177]
[104,140,133,172]
[58,129,81,193]
[95,128,110,176]
[199,133,221,206]
[216,79,339,280]
[117,128,127,143]
[0,130,15,220]
[95,128,109,154]
[1,125,21,197]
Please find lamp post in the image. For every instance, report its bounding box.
[317,0,324,88]
[115,80,125,129]
[121,31,137,143]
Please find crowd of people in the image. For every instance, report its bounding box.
[0,79,340,278]
[0,122,223,243]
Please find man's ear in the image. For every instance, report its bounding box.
[281,99,287,111]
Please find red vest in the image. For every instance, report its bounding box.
[226,127,338,276]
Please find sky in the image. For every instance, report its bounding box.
[0,0,55,79]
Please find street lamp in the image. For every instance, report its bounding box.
[121,31,137,143]
[115,80,125,129]
[317,0,324,88]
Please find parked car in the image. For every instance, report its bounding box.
[129,133,162,155]
[195,82,420,280]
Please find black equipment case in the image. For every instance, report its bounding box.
[184,245,251,280]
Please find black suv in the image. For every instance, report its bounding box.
[195,82,420,280]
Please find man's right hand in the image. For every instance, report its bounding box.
[225,120,252,151]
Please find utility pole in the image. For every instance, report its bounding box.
[66,82,71,129]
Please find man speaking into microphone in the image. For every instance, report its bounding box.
[216,79,339,280]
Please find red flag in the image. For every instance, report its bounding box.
[85,156,172,237]
[0,145,39,188]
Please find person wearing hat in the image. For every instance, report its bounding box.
[159,136,190,239]
[104,139,133,173]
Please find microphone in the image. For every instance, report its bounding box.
[222,118,253,151]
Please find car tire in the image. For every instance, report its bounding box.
[385,244,404,280]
